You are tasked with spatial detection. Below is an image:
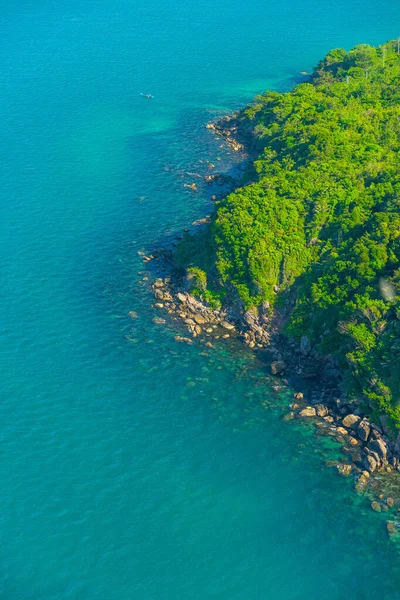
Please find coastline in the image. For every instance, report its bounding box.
[143,109,400,536]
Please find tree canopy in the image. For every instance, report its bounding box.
[176,41,400,426]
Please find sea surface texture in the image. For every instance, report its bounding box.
[1,1,400,598]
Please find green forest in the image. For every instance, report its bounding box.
[176,41,400,427]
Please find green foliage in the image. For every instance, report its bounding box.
[213,183,309,305]
[187,267,207,291]
[176,40,400,424]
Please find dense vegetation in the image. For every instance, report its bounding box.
[176,42,400,427]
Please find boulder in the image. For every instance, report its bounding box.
[367,437,387,460]
[221,321,235,331]
[336,427,348,436]
[299,407,316,417]
[342,414,361,429]
[194,314,206,325]
[365,448,381,468]
[315,404,328,417]
[363,454,377,473]
[324,416,334,423]
[271,361,286,375]
[300,335,311,356]
[244,308,258,327]
[154,288,165,299]
[371,501,382,512]
[356,419,371,442]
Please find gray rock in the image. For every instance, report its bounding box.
[342,414,361,429]
[367,437,387,460]
[271,361,286,375]
[365,447,381,465]
[300,335,311,356]
[243,309,258,327]
[356,419,371,442]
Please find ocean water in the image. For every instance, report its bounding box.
[1,1,400,598]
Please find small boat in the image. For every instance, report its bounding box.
[140,93,154,99]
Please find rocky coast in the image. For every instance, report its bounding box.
[145,267,400,537]
[141,104,400,538]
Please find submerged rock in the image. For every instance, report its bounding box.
[355,474,369,493]
[283,412,294,421]
[386,520,400,538]
[337,464,352,477]
[153,278,164,288]
[174,335,193,344]
[152,317,166,325]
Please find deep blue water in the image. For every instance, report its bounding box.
[1,1,400,598]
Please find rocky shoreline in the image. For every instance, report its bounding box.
[142,113,400,538]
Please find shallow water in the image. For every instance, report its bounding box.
[1,1,400,598]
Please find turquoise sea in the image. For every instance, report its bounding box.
[2,1,400,598]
